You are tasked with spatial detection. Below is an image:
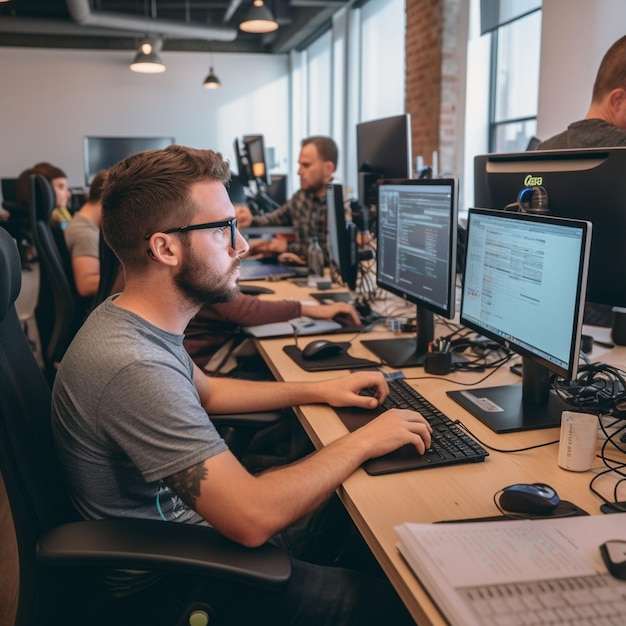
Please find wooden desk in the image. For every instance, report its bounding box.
[252,312,626,625]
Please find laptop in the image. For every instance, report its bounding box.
[238,257,298,281]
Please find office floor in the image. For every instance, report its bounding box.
[0,261,40,626]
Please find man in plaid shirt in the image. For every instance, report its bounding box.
[235,135,338,264]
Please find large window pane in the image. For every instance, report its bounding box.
[360,0,405,121]
[493,10,541,122]
[307,30,332,136]
[493,119,538,153]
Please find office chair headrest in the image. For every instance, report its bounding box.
[0,227,22,322]
[31,173,56,222]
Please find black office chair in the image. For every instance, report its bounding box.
[94,233,286,460]
[1,177,32,267]
[28,174,82,381]
[0,225,291,626]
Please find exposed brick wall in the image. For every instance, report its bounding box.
[406,0,461,177]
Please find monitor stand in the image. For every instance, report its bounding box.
[361,306,434,367]
[447,358,569,433]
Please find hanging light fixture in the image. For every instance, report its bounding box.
[203,66,222,89]
[239,0,279,34]
[130,36,166,73]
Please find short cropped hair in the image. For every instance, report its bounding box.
[592,35,626,102]
[301,136,339,169]
[88,170,107,203]
[101,145,231,270]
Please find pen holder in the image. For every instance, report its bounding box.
[424,351,452,375]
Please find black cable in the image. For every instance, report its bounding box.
[455,420,559,453]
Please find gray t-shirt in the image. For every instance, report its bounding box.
[538,118,626,150]
[63,213,100,258]
[52,296,228,524]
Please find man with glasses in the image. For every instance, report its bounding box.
[51,145,427,625]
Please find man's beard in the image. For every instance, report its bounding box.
[174,243,240,307]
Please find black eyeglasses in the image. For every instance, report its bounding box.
[145,217,238,249]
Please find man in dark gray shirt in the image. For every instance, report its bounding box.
[539,35,626,149]
[538,35,626,327]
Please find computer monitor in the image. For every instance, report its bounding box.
[83,136,175,187]
[361,178,458,367]
[242,134,270,186]
[473,147,626,313]
[356,114,412,209]
[233,137,253,187]
[326,183,358,291]
[447,208,591,433]
[267,174,288,205]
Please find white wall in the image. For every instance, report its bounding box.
[537,0,626,140]
[0,47,290,189]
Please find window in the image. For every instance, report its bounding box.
[289,0,406,198]
[486,1,542,152]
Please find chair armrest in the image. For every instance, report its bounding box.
[211,411,284,428]
[37,518,291,590]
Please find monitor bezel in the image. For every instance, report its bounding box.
[473,146,626,310]
[375,177,459,319]
[242,134,270,186]
[356,114,412,208]
[459,207,591,382]
[326,183,357,291]
[83,136,175,187]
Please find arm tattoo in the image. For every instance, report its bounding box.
[165,461,207,509]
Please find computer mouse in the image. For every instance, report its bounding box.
[301,339,347,361]
[498,483,560,515]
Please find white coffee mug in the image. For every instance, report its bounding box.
[558,411,598,472]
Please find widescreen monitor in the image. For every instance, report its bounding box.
[361,178,458,367]
[356,114,412,209]
[83,136,175,186]
[448,208,591,433]
[473,147,626,313]
[326,183,357,291]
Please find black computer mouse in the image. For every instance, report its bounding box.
[498,483,560,515]
[301,339,347,361]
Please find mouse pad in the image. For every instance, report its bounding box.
[283,344,379,372]
[435,500,589,523]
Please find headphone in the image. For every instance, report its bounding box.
[517,186,550,214]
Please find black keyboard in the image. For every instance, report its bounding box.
[332,310,385,332]
[334,378,489,475]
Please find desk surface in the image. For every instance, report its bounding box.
[248,279,626,625]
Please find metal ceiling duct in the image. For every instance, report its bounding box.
[65,0,238,42]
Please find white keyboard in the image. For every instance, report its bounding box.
[460,573,626,625]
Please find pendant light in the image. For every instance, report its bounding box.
[239,0,279,34]
[203,66,222,89]
[130,36,166,74]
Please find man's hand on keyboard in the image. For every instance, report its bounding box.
[316,371,433,457]
[320,371,389,409]
[356,409,433,457]
[301,302,361,326]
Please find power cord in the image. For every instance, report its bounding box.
[454,420,559,453]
